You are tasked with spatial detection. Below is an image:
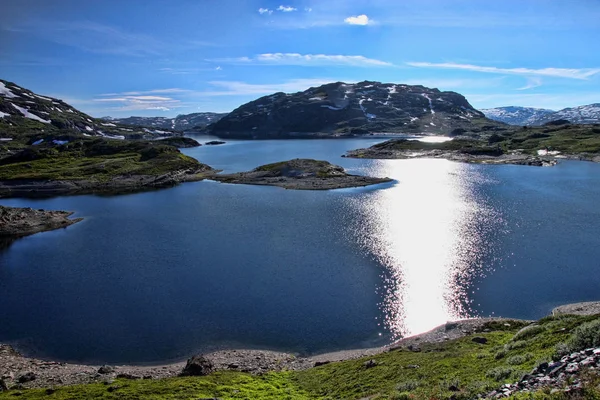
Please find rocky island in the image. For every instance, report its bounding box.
[212,158,392,190]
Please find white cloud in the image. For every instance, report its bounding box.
[277,5,297,12]
[93,93,182,111]
[406,62,600,80]
[344,14,370,25]
[215,66,222,71]
[258,8,272,14]
[305,7,312,12]
[200,79,347,96]
[214,53,393,67]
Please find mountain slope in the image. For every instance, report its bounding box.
[0,79,174,141]
[205,81,501,139]
[534,103,600,125]
[481,106,555,125]
[105,112,228,131]
[482,104,600,126]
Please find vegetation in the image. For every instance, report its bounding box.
[0,138,207,181]
[2,315,600,399]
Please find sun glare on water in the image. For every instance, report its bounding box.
[348,159,502,339]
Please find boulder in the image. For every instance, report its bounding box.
[181,355,214,376]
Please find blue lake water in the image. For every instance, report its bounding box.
[1,136,599,364]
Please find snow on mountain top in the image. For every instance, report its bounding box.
[0,81,18,98]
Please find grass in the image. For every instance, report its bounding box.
[368,124,600,156]
[2,315,600,399]
[0,138,207,181]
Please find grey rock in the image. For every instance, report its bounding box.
[363,359,378,369]
[17,372,36,383]
[181,354,214,376]
[0,378,8,391]
[98,365,115,374]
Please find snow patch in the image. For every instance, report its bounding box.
[321,105,344,111]
[34,94,53,101]
[102,123,117,127]
[0,82,18,98]
[0,111,9,118]
[421,93,435,114]
[85,126,93,132]
[11,104,51,123]
[309,96,325,101]
[0,138,13,141]
[32,139,44,145]
[53,140,68,145]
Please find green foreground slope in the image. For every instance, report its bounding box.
[2,315,600,400]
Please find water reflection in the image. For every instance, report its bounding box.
[348,159,502,339]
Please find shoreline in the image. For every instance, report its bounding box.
[1,302,598,390]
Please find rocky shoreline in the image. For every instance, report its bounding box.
[0,317,522,390]
[345,146,562,167]
[212,158,393,190]
[0,167,214,199]
[0,205,82,240]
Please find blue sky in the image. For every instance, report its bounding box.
[1,0,599,117]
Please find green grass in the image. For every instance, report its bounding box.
[0,138,206,181]
[2,315,599,399]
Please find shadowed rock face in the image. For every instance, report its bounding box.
[212,158,393,190]
[205,81,495,139]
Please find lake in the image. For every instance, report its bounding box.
[1,136,599,364]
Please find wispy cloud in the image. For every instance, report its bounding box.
[407,62,600,80]
[199,79,345,96]
[99,88,191,96]
[258,8,273,14]
[214,53,393,67]
[516,77,543,91]
[277,5,297,12]
[93,93,183,112]
[344,14,370,25]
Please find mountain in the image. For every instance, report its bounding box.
[0,79,177,141]
[482,104,600,126]
[205,81,500,139]
[106,112,228,131]
[481,106,555,126]
[534,104,600,125]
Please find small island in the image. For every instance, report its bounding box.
[212,158,392,190]
[0,205,82,241]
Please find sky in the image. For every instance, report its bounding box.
[1,0,599,118]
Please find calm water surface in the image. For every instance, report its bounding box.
[1,136,599,363]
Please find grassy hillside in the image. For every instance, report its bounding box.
[2,315,599,399]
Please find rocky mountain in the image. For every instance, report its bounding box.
[482,104,600,126]
[205,81,499,139]
[534,103,600,125]
[105,112,228,132]
[481,106,555,126]
[0,79,174,141]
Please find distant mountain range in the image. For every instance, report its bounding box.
[204,81,500,139]
[481,104,600,126]
[104,113,228,131]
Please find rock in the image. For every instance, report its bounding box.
[0,378,8,391]
[471,336,488,344]
[98,365,115,374]
[116,373,141,380]
[565,363,580,373]
[448,385,459,391]
[181,355,214,376]
[363,359,378,369]
[314,361,331,367]
[204,141,226,145]
[17,372,36,383]
[45,388,56,395]
[405,365,420,369]
[143,375,152,380]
